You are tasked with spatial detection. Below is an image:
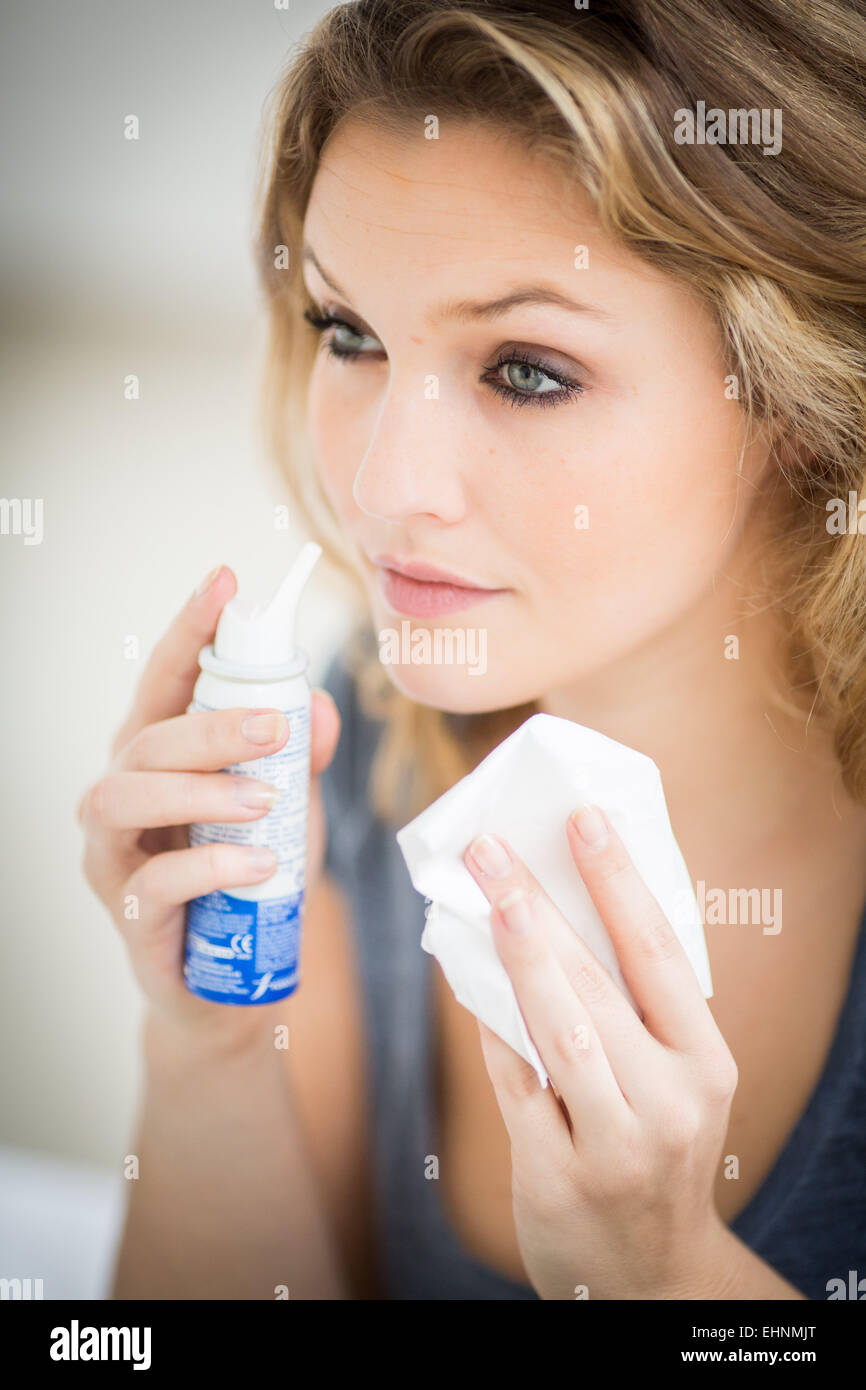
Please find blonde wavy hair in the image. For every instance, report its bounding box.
[253,0,866,828]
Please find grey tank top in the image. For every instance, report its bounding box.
[318,644,866,1301]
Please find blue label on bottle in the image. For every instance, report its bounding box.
[184,889,303,1004]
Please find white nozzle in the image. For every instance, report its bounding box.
[213,542,322,666]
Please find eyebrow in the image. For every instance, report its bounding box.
[301,245,614,324]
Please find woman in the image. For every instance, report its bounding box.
[79,0,866,1299]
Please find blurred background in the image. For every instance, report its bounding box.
[0,0,351,1297]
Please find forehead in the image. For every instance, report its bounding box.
[308,116,573,214]
[303,117,599,268]
[300,116,682,326]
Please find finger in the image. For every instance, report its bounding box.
[484,880,631,1131]
[465,833,648,1097]
[115,686,338,778]
[80,770,283,832]
[124,841,279,927]
[81,828,148,909]
[115,707,289,773]
[114,845,280,994]
[309,688,341,778]
[474,1017,574,1167]
[566,805,721,1055]
[111,565,237,757]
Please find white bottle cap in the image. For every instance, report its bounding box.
[212,542,322,667]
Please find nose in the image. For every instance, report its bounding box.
[352,378,467,525]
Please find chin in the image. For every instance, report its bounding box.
[375,642,527,715]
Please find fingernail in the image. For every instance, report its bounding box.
[233,780,282,809]
[241,711,288,744]
[469,833,512,878]
[571,803,608,848]
[247,846,278,873]
[194,565,222,598]
[497,886,533,933]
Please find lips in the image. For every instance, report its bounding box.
[371,553,494,587]
[369,552,507,618]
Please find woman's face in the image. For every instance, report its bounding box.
[301,117,770,713]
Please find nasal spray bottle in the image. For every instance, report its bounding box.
[183,541,322,1005]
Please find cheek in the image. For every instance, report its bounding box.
[596,391,757,584]
[511,388,759,625]
[307,362,362,521]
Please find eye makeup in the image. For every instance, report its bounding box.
[301,306,586,410]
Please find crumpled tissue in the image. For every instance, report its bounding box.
[395,712,712,1088]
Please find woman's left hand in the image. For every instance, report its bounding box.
[463,804,740,1301]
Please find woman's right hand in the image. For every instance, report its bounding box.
[77,564,341,1051]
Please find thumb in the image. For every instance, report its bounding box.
[309,688,341,778]
[112,564,238,760]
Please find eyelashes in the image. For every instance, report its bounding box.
[303,309,378,356]
[483,348,584,411]
[301,308,585,410]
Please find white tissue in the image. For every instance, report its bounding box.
[396,712,712,1088]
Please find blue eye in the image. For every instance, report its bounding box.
[302,308,584,409]
[482,351,583,409]
[302,309,381,361]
